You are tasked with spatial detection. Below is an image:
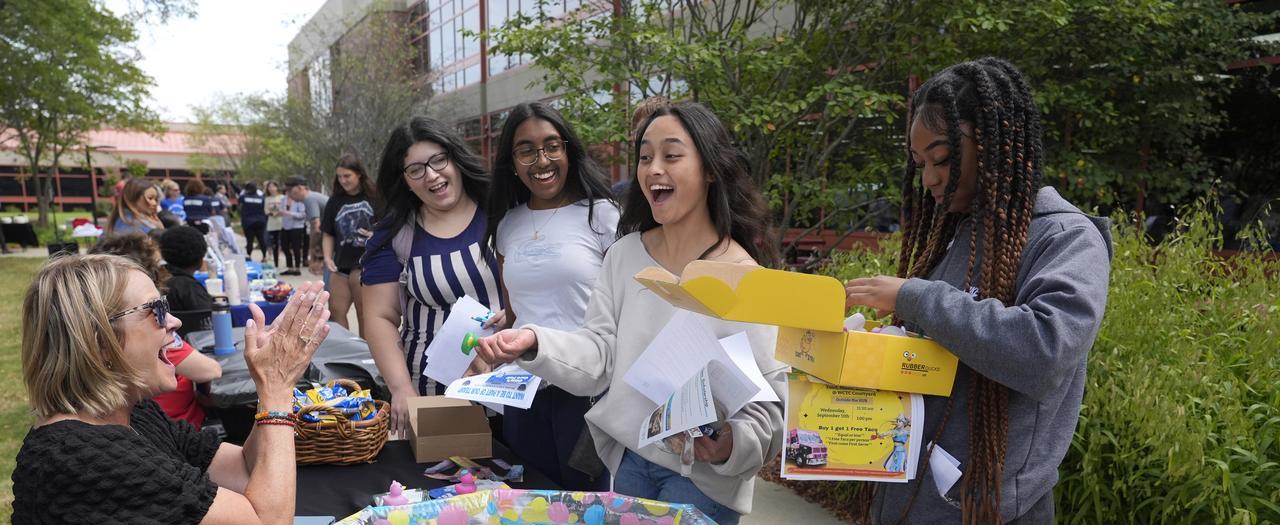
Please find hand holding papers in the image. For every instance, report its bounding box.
[624,311,778,449]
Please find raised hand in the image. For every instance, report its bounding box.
[244,281,330,401]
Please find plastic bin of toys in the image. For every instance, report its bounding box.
[335,489,715,525]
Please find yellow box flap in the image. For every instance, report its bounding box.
[634,260,845,332]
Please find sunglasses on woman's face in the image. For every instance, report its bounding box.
[109,296,170,327]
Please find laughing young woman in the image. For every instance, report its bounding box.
[476,102,786,524]
[484,102,619,491]
[361,116,505,438]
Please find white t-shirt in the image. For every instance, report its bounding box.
[496,198,620,330]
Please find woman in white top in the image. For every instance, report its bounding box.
[483,102,620,491]
[477,102,786,524]
[264,181,286,269]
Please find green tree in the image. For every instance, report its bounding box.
[0,0,162,226]
[489,0,1277,244]
[884,0,1278,214]
[489,0,923,252]
[284,3,428,187]
[190,93,312,185]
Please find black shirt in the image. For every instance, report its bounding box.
[238,190,266,226]
[167,267,213,313]
[11,400,221,524]
[319,192,375,271]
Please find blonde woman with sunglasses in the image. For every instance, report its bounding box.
[14,254,331,524]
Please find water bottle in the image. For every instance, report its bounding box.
[211,295,236,355]
[234,258,250,302]
[224,267,241,306]
[261,263,276,281]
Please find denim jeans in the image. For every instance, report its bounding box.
[612,449,740,525]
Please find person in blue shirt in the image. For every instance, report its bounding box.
[182,179,214,234]
[159,180,185,222]
[239,182,268,262]
[360,116,505,439]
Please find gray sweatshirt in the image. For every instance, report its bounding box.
[872,186,1112,523]
[519,232,788,515]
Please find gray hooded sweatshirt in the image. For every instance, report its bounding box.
[872,186,1112,524]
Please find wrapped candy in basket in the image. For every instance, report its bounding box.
[334,489,716,525]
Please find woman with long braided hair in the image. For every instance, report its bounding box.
[845,58,1113,524]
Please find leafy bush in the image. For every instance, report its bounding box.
[805,201,1280,524]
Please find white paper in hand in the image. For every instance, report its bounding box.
[623,310,725,405]
[637,368,718,448]
[422,296,494,385]
[718,332,780,404]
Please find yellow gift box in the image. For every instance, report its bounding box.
[635,261,958,397]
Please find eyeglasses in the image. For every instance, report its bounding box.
[404,153,450,180]
[513,140,566,166]
[109,296,170,327]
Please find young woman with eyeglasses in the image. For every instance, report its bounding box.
[360,116,506,438]
[483,102,619,491]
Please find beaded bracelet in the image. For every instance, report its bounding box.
[254,410,294,421]
[254,418,297,427]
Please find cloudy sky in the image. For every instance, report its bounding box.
[110,0,328,122]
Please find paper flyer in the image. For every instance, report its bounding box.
[445,365,542,410]
[423,296,495,385]
[638,368,717,448]
[782,373,924,482]
[623,310,726,405]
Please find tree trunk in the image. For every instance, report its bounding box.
[36,173,52,228]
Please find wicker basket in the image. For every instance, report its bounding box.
[294,379,390,465]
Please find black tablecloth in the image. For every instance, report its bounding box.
[295,439,559,519]
[1,222,39,247]
[187,321,386,409]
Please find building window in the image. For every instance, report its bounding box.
[308,50,332,114]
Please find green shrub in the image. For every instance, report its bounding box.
[813,201,1280,524]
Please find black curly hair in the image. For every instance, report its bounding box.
[159,225,208,271]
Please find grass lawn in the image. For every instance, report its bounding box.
[0,258,43,524]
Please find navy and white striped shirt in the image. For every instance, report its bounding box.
[362,208,502,394]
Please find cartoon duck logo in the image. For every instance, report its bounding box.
[902,350,918,362]
[796,330,817,363]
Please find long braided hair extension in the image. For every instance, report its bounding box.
[880,58,1042,524]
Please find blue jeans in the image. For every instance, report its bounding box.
[613,449,740,525]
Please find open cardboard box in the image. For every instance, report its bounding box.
[635,261,958,396]
[406,396,491,463]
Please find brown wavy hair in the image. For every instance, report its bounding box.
[90,233,170,290]
[333,153,376,197]
[106,178,162,235]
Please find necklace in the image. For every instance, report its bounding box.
[530,205,561,240]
